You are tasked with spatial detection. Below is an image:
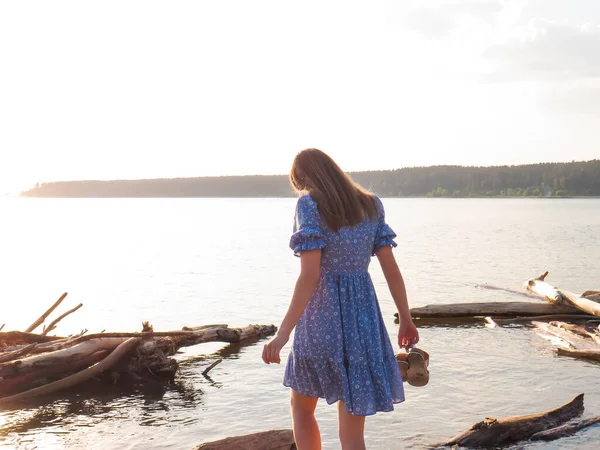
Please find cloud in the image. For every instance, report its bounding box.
[483,20,600,81]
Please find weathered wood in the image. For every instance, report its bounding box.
[531,416,600,441]
[555,348,600,361]
[438,394,584,448]
[533,322,599,350]
[42,303,83,335]
[0,338,127,381]
[0,331,63,344]
[559,289,600,318]
[202,358,223,376]
[0,344,38,364]
[524,272,564,303]
[410,316,489,326]
[524,272,600,317]
[0,323,276,397]
[581,290,600,302]
[0,338,139,405]
[404,302,582,318]
[193,429,295,450]
[25,292,68,333]
[486,314,595,326]
[548,321,600,344]
[0,350,109,396]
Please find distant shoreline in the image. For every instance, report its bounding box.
[11,195,600,200]
[19,160,600,199]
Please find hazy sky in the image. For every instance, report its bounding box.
[1,0,599,193]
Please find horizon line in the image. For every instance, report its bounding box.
[24,158,599,187]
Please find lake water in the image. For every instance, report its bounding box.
[0,197,599,450]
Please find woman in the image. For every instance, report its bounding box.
[263,148,418,450]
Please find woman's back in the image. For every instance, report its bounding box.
[290,194,396,274]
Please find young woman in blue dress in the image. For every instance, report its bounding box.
[263,148,419,450]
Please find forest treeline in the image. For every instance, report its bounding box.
[21,160,600,198]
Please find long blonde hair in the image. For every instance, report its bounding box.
[289,148,378,231]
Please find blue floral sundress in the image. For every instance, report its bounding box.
[283,193,405,416]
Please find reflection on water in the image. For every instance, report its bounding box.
[0,366,203,444]
[1,198,599,449]
[0,330,272,449]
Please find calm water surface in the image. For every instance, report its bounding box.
[0,198,599,449]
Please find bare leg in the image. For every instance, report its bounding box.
[290,389,321,450]
[338,401,366,450]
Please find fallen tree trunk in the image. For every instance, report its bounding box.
[525,272,600,317]
[559,289,600,318]
[404,302,582,319]
[0,338,139,405]
[0,350,110,396]
[555,348,600,361]
[0,338,128,380]
[0,338,127,396]
[0,344,38,364]
[437,394,584,448]
[193,429,294,450]
[531,416,600,441]
[0,323,277,400]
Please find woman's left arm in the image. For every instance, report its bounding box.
[262,249,321,364]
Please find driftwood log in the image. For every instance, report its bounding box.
[400,302,584,325]
[438,394,584,447]
[406,302,582,318]
[532,321,600,362]
[555,348,600,361]
[525,272,600,317]
[531,416,600,440]
[485,314,594,326]
[193,430,295,450]
[0,322,276,405]
[0,338,139,405]
[533,322,599,351]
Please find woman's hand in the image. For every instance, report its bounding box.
[398,319,419,349]
[262,333,290,364]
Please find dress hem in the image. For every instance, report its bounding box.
[282,380,405,417]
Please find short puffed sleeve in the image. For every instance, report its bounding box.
[372,196,397,255]
[289,194,327,257]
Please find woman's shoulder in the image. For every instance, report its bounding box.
[370,194,385,219]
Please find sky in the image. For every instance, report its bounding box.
[1,0,599,194]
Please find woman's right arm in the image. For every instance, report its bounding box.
[376,246,419,348]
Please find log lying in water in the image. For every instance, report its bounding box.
[404,302,583,319]
[193,429,294,450]
[533,322,600,351]
[525,272,600,317]
[437,394,584,448]
[560,289,600,318]
[555,348,600,361]
[531,416,600,441]
[0,323,277,403]
[486,314,595,326]
[0,339,138,406]
[530,319,600,362]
